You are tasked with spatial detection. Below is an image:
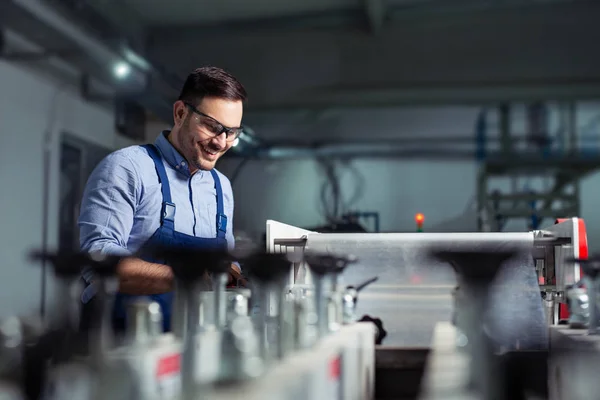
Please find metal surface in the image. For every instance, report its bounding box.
[545,218,582,293]
[305,231,546,348]
[548,326,600,400]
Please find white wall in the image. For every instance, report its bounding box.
[220,157,477,236]
[219,103,600,251]
[0,60,138,319]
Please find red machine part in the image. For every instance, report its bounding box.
[156,353,181,378]
[555,218,588,321]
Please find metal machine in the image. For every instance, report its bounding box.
[0,216,594,399]
[264,217,592,399]
[5,242,377,400]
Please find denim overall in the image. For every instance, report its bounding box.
[111,144,228,332]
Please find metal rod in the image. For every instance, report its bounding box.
[259,287,271,361]
[171,281,187,339]
[181,283,199,398]
[214,273,227,330]
[355,277,378,292]
[276,282,286,359]
[89,279,111,368]
[314,277,328,338]
[274,237,307,247]
[586,276,598,334]
[306,232,534,249]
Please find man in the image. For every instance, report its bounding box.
[78,66,246,333]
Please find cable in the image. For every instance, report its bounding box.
[340,160,365,215]
[317,158,368,227]
[320,159,341,223]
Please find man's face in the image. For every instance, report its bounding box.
[174,97,243,171]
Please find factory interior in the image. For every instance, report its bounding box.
[2,0,600,399]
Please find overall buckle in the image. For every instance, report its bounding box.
[217,213,228,233]
[161,202,176,223]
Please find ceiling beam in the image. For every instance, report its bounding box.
[146,0,596,40]
[364,0,386,34]
[147,10,362,44]
[243,79,600,114]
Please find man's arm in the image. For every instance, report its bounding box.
[117,257,173,294]
[79,151,173,296]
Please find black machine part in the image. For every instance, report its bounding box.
[145,245,232,283]
[358,315,387,345]
[345,277,384,344]
[26,249,124,400]
[304,253,357,276]
[569,256,600,279]
[30,250,122,278]
[243,252,294,283]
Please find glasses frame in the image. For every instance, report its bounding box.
[184,102,243,142]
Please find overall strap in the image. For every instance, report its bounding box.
[210,169,227,239]
[143,144,175,230]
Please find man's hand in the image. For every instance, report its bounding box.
[228,263,247,287]
[116,258,246,292]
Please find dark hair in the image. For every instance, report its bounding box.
[178,66,247,106]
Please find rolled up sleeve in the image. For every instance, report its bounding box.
[78,151,139,259]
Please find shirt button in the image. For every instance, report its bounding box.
[175,165,180,169]
[180,161,186,166]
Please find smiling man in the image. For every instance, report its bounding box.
[78,66,246,333]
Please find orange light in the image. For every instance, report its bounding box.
[415,213,425,223]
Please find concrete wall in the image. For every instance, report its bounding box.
[0,60,139,319]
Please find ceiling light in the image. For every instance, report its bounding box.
[113,62,131,79]
[233,138,240,147]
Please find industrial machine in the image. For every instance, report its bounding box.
[0,216,596,399]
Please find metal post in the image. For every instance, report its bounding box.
[214,273,227,330]
[567,102,577,154]
[259,287,271,361]
[586,276,598,335]
[171,281,187,339]
[314,276,328,339]
[499,104,511,155]
[182,282,200,399]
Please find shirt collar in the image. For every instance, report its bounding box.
[154,130,193,177]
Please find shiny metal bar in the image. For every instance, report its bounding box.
[314,277,328,339]
[306,232,534,248]
[171,282,187,339]
[182,282,200,399]
[214,274,228,330]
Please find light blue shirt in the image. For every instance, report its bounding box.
[78,131,236,270]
